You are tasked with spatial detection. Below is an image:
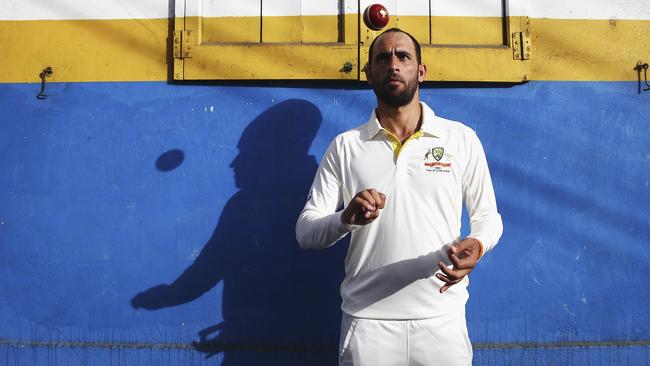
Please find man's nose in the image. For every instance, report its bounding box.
[388,54,400,72]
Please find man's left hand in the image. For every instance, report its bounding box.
[436,238,482,293]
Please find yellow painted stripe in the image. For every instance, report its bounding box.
[263,16,340,43]
[0,19,169,83]
[1,16,649,82]
[199,15,343,43]
[201,17,260,43]
[531,18,650,81]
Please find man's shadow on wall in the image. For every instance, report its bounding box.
[131,99,346,365]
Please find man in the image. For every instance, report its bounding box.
[296,28,503,365]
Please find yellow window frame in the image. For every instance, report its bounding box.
[173,5,530,82]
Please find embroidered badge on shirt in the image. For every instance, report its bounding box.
[423,147,452,172]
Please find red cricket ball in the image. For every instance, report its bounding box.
[364,4,389,31]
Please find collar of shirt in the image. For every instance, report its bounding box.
[364,102,445,141]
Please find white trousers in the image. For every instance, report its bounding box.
[338,313,472,366]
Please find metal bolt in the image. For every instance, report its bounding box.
[339,61,353,73]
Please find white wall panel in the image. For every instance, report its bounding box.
[1,0,169,20]
[342,0,357,15]
[2,0,650,20]
[300,1,341,16]
[395,0,429,16]
[262,0,299,17]
[196,0,261,17]
[262,0,340,16]
[430,0,503,17]
[527,0,650,19]
[188,0,342,17]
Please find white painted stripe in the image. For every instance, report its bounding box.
[528,0,650,20]
[361,0,503,17]
[184,0,340,17]
[429,0,503,17]
[394,0,429,17]
[263,0,340,17]
[1,0,170,20]
[342,0,357,15]
[262,0,300,17]
[194,0,261,18]
[2,0,650,20]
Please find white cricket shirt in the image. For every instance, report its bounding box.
[296,102,503,319]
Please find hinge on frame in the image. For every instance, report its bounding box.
[173,30,193,59]
[512,32,531,60]
[512,17,531,60]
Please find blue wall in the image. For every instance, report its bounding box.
[1,81,648,365]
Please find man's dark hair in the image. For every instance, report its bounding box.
[367,28,422,66]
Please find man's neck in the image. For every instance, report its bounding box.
[376,97,422,143]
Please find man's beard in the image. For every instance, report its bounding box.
[370,74,419,107]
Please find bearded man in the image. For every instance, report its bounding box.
[296,28,503,366]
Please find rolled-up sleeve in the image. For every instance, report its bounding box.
[462,130,503,255]
[296,138,356,249]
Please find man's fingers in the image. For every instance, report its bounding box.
[455,239,472,250]
[438,240,481,294]
[448,239,480,269]
[453,239,480,259]
[438,261,462,279]
[436,262,471,292]
[449,252,474,270]
[448,252,462,267]
[368,190,385,210]
[364,208,379,220]
[358,189,387,211]
[353,195,376,214]
[435,272,454,283]
[343,189,387,225]
[358,190,378,211]
[366,189,380,204]
[435,272,461,293]
[356,189,386,217]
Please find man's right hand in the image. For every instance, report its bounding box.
[341,189,386,226]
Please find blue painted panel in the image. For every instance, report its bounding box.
[0,81,648,365]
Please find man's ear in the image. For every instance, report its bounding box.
[364,63,373,86]
[418,64,427,83]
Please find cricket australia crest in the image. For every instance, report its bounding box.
[423,147,451,172]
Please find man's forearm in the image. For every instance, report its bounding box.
[296,210,355,249]
[468,210,503,254]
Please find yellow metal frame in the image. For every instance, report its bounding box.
[175,14,359,80]
[360,16,530,82]
[174,12,530,82]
